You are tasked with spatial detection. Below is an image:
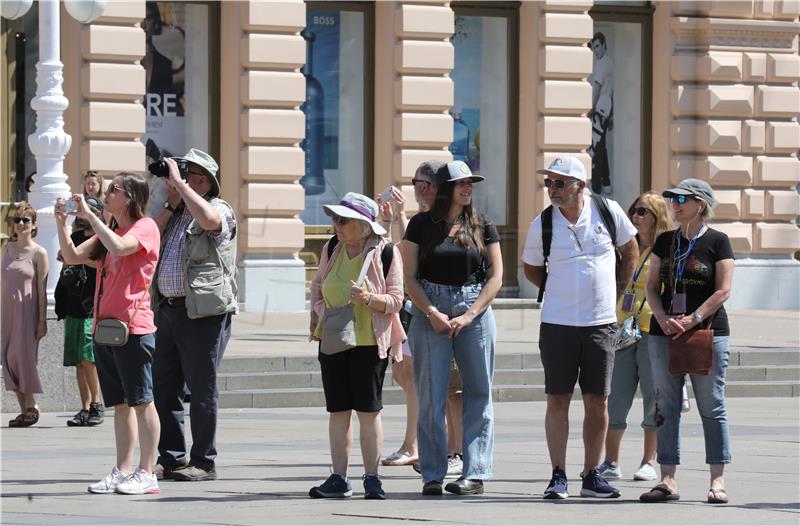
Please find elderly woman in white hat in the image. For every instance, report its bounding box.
[308,192,406,500]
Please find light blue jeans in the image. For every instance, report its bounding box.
[608,332,656,431]
[649,334,732,465]
[410,280,496,483]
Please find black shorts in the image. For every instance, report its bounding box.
[95,333,156,407]
[318,345,389,413]
[539,322,616,396]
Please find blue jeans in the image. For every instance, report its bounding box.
[649,334,732,465]
[410,280,496,483]
[608,332,656,430]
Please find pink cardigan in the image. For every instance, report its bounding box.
[309,237,406,361]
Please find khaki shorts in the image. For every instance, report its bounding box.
[447,358,462,395]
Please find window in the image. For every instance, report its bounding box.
[300,3,372,226]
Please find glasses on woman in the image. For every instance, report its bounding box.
[13,217,32,224]
[411,179,430,189]
[544,179,577,189]
[669,195,693,205]
[630,207,653,217]
[332,216,350,226]
[108,182,129,196]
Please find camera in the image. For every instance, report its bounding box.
[148,158,189,179]
[56,199,78,214]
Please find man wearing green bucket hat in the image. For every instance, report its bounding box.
[150,149,238,482]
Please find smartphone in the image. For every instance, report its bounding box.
[57,200,78,214]
[379,186,394,205]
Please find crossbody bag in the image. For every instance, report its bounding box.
[94,262,144,347]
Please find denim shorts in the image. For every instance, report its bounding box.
[94,333,156,407]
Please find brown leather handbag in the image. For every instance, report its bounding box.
[668,321,714,375]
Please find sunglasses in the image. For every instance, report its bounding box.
[630,207,653,217]
[544,178,578,189]
[668,195,694,205]
[13,217,32,224]
[332,216,351,226]
[108,182,129,196]
[411,179,430,188]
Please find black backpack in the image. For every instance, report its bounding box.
[326,235,394,279]
[537,193,620,303]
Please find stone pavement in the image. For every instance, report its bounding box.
[2,397,799,525]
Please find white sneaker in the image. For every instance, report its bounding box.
[597,460,622,480]
[88,467,128,494]
[115,468,161,495]
[633,463,658,481]
[445,454,463,480]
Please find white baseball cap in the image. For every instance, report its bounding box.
[536,155,587,182]
[322,192,387,236]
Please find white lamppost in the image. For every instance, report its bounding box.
[1,0,106,303]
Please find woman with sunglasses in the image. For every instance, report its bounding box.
[400,161,502,496]
[597,192,670,481]
[308,192,405,500]
[2,203,48,427]
[640,179,734,504]
[56,173,162,496]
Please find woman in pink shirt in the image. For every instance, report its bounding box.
[56,172,162,496]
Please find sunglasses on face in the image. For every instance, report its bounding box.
[332,216,350,226]
[411,179,430,189]
[630,207,653,217]
[544,178,577,189]
[669,195,694,205]
[13,217,32,224]
[108,183,129,196]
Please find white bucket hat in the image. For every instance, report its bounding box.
[322,192,387,236]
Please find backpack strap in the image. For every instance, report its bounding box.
[590,193,616,245]
[328,234,393,280]
[537,205,553,303]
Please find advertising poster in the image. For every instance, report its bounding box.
[300,10,365,226]
[588,22,643,210]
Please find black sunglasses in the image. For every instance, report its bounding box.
[630,207,653,217]
[411,179,430,188]
[668,195,694,205]
[108,182,129,197]
[13,217,32,224]
[544,178,578,189]
[332,216,351,226]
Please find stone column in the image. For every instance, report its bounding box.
[518,0,593,297]
[222,0,307,312]
[657,0,800,308]
[375,1,454,210]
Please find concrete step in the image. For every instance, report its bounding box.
[218,347,800,375]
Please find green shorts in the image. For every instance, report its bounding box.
[63,316,95,366]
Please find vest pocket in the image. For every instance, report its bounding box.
[187,266,227,315]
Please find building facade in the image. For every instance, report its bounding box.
[3,0,799,311]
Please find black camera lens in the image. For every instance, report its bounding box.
[148,159,188,179]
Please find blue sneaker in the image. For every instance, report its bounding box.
[580,468,621,498]
[597,460,622,480]
[543,467,568,499]
[363,474,386,500]
[309,473,353,498]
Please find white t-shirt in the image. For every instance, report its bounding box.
[522,194,637,327]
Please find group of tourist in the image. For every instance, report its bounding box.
[2,152,734,505]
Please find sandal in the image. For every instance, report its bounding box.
[382,450,419,466]
[708,488,728,504]
[9,407,40,428]
[640,485,680,502]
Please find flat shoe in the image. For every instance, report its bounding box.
[381,451,418,466]
[640,485,680,502]
[708,488,728,504]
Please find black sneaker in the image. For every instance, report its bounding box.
[544,467,569,499]
[66,409,89,427]
[309,473,353,498]
[363,474,386,500]
[86,402,105,426]
[580,468,621,498]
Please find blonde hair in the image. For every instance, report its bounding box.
[629,192,671,245]
[11,202,38,240]
[697,197,715,221]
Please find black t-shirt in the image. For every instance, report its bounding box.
[54,230,97,320]
[649,227,734,336]
[404,211,500,286]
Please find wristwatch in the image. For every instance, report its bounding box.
[164,202,176,213]
[692,310,703,323]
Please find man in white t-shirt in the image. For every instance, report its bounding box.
[522,155,638,500]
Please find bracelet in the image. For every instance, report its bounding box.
[425,307,437,318]
[366,293,373,306]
